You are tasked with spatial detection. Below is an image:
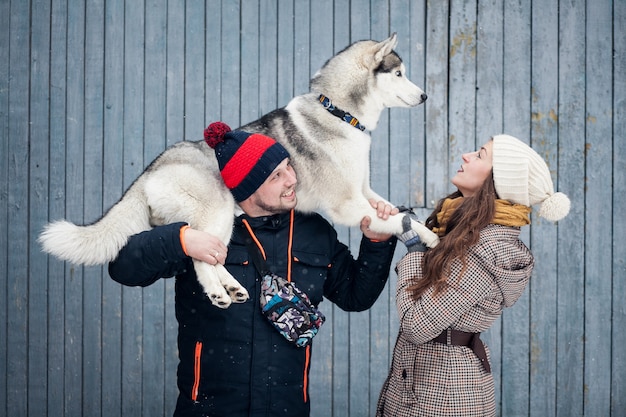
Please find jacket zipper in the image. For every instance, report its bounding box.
[192,341,202,402]
[303,345,311,402]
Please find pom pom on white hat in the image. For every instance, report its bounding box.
[492,134,570,222]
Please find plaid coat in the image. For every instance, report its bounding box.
[377,224,534,417]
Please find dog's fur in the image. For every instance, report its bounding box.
[39,33,439,308]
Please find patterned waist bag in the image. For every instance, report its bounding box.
[259,273,325,347]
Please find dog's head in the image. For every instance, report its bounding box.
[310,33,427,113]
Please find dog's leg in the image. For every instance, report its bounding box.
[144,159,250,306]
[365,210,439,248]
[324,197,440,248]
[407,216,439,248]
[193,259,235,308]
[193,260,249,307]
[194,261,250,307]
[215,264,249,303]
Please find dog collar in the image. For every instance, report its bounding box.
[318,95,366,131]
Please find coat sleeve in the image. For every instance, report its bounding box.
[323,234,397,312]
[395,227,533,345]
[108,222,192,287]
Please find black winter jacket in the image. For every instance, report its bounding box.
[109,210,397,417]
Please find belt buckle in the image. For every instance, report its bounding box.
[446,328,452,344]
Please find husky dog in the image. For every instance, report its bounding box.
[39,33,439,308]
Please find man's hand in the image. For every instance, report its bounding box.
[181,227,229,265]
[360,199,399,241]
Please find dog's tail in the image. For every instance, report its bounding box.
[38,191,151,266]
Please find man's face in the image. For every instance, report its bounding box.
[240,158,298,217]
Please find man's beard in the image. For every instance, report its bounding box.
[254,193,297,215]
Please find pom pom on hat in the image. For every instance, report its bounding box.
[204,121,232,148]
[537,191,571,222]
[492,134,570,222]
[204,121,290,202]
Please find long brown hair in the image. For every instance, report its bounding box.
[407,171,497,299]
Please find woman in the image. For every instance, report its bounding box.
[377,134,570,417]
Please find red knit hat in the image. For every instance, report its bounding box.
[204,122,290,202]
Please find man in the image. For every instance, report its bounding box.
[109,123,398,416]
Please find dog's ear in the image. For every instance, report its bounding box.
[372,32,398,65]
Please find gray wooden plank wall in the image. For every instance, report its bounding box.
[1,0,624,416]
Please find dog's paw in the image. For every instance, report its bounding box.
[420,231,440,248]
[410,218,440,248]
[207,289,233,309]
[215,264,249,303]
[225,285,249,303]
[194,260,235,308]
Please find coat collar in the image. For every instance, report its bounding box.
[235,211,292,230]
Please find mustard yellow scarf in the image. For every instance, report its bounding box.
[432,197,531,236]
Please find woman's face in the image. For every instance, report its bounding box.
[451,140,494,197]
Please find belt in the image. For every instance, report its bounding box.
[431,329,491,373]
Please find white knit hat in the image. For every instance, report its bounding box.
[492,134,570,222]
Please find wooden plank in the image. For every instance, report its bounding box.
[165,1,186,413]
[293,0,310,94]
[27,1,52,415]
[183,0,206,137]
[121,0,145,415]
[47,0,69,414]
[167,0,186,144]
[5,1,31,416]
[475,0,504,411]
[612,2,626,414]
[475,0,504,138]
[145,0,168,160]
[0,0,9,410]
[583,0,613,414]
[299,3,334,416]
[101,0,125,415]
[500,1,532,415]
[347,3,373,416]
[259,0,278,114]
[205,0,222,124]
[555,0,586,415]
[143,0,168,414]
[337,3,364,416]
[82,0,105,415]
[240,0,261,124]
[276,0,294,107]
[368,1,392,414]
[336,45,355,417]
[389,4,414,208]
[407,0,428,210]
[528,1,560,416]
[289,8,330,414]
[448,0,477,173]
[306,3,339,416]
[424,0,449,208]
[220,0,241,126]
[64,0,87,414]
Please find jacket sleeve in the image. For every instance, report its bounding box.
[323,234,397,312]
[108,222,192,287]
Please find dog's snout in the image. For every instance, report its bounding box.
[421,93,428,102]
